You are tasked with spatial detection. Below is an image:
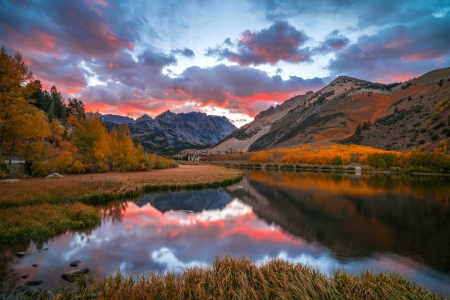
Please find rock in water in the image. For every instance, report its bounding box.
[25,280,43,286]
[69,260,81,267]
[61,268,90,282]
[21,274,29,279]
[16,252,28,257]
[32,264,38,267]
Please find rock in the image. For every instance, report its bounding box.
[61,268,90,282]
[42,247,49,250]
[21,274,29,279]
[32,264,38,267]
[25,280,43,286]
[44,173,64,178]
[69,260,81,267]
[0,179,20,183]
[16,251,28,257]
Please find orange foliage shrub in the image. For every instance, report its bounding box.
[249,152,274,163]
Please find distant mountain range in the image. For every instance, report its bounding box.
[202,67,450,154]
[102,111,237,155]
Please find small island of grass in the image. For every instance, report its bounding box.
[0,165,243,242]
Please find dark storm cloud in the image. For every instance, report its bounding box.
[206,21,311,66]
[327,13,450,81]
[171,48,195,58]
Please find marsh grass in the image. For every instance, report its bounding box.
[0,165,244,209]
[0,202,99,242]
[52,256,444,300]
[0,165,243,241]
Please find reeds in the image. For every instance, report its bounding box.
[0,202,99,242]
[51,256,444,300]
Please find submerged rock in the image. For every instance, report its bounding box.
[69,260,81,267]
[16,252,28,257]
[61,268,90,282]
[25,280,43,286]
[21,274,29,279]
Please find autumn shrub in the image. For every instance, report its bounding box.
[69,160,85,173]
[249,151,274,163]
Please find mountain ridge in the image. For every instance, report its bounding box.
[198,67,450,155]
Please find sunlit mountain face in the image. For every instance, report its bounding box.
[1,172,449,295]
[1,1,449,127]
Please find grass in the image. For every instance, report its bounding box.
[0,165,243,241]
[52,256,445,300]
[0,165,244,209]
[0,202,100,242]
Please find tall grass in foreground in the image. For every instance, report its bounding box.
[53,257,444,300]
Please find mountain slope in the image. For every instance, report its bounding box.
[129,111,237,155]
[208,67,450,153]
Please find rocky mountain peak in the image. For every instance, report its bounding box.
[136,114,153,122]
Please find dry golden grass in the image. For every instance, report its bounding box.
[0,165,244,209]
[52,256,444,300]
[0,165,243,241]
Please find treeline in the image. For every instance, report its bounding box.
[211,144,450,173]
[0,47,177,178]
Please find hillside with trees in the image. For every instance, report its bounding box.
[0,47,176,179]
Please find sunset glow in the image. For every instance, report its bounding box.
[1,0,448,125]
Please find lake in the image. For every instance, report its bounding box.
[1,171,450,296]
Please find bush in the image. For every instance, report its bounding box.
[331,155,343,166]
[431,134,439,141]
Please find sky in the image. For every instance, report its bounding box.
[1,0,450,127]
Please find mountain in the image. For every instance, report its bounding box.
[129,111,237,155]
[101,114,135,124]
[207,67,450,153]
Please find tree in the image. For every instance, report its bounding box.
[355,124,362,135]
[0,47,39,157]
[67,98,86,120]
[49,85,67,121]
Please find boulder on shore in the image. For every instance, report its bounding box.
[61,268,90,282]
[45,173,64,179]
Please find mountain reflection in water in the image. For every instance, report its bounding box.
[0,171,449,296]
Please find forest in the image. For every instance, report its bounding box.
[0,47,176,179]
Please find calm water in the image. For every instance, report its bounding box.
[1,171,450,296]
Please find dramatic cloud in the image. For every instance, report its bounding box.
[327,13,450,82]
[1,0,448,127]
[313,30,350,55]
[171,48,195,58]
[81,62,325,118]
[206,21,311,66]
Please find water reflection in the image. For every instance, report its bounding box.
[0,172,449,296]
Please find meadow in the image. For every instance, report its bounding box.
[0,165,243,241]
